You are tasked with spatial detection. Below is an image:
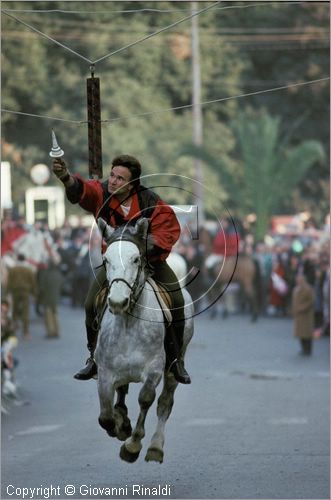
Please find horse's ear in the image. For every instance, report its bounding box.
[135,218,149,240]
[97,218,114,244]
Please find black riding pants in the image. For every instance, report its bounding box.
[84,260,185,329]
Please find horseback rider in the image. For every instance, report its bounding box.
[52,154,191,384]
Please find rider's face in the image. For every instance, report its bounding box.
[108,166,134,198]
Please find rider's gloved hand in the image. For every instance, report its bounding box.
[52,158,71,183]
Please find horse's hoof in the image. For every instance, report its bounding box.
[117,430,129,441]
[98,417,116,437]
[120,444,140,463]
[145,447,164,463]
[117,420,132,441]
[122,418,132,436]
[114,406,132,440]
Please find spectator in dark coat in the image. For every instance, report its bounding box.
[6,254,36,339]
[39,261,63,338]
[292,273,314,356]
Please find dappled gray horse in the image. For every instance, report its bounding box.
[95,218,194,463]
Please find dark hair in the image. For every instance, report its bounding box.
[111,155,141,187]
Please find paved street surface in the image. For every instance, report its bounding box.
[1,303,329,499]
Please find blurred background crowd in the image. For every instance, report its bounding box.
[2,209,329,335]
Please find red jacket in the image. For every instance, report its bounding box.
[212,229,239,257]
[1,224,27,255]
[67,175,180,261]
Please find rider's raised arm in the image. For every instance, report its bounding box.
[65,174,104,217]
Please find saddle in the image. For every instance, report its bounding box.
[147,277,173,327]
[93,284,109,331]
[93,280,173,330]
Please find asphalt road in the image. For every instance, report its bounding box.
[1,303,329,500]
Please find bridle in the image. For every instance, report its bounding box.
[106,237,146,308]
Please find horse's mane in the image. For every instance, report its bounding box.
[107,222,153,260]
[110,224,137,242]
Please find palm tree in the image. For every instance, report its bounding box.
[233,109,325,239]
[181,109,325,240]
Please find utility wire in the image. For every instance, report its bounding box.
[2,1,327,66]
[1,77,328,125]
[1,10,93,64]
[0,109,86,124]
[101,77,330,123]
[91,1,220,64]
[2,2,220,66]
[1,2,324,15]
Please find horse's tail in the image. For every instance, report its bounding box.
[253,258,263,315]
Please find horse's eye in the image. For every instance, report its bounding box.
[133,256,140,264]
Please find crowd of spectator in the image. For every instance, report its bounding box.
[1,212,329,372]
[174,217,330,340]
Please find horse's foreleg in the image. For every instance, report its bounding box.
[97,371,116,437]
[145,373,178,463]
[114,384,132,441]
[120,371,162,463]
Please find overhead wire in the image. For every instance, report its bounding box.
[2,77,328,125]
[1,2,326,15]
[2,1,328,66]
[2,2,221,66]
[91,1,220,64]
[1,3,328,128]
[1,10,93,64]
[3,29,328,42]
[1,109,86,124]
[101,77,330,124]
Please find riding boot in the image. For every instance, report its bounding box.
[165,324,191,384]
[73,323,98,380]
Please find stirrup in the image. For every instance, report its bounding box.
[73,357,97,380]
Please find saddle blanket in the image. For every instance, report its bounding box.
[146,277,173,326]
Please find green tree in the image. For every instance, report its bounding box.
[182,108,325,240]
[233,109,325,239]
[1,1,328,222]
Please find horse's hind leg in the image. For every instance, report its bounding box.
[145,373,178,463]
[114,384,132,441]
[120,371,162,463]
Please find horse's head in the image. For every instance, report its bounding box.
[98,218,150,315]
